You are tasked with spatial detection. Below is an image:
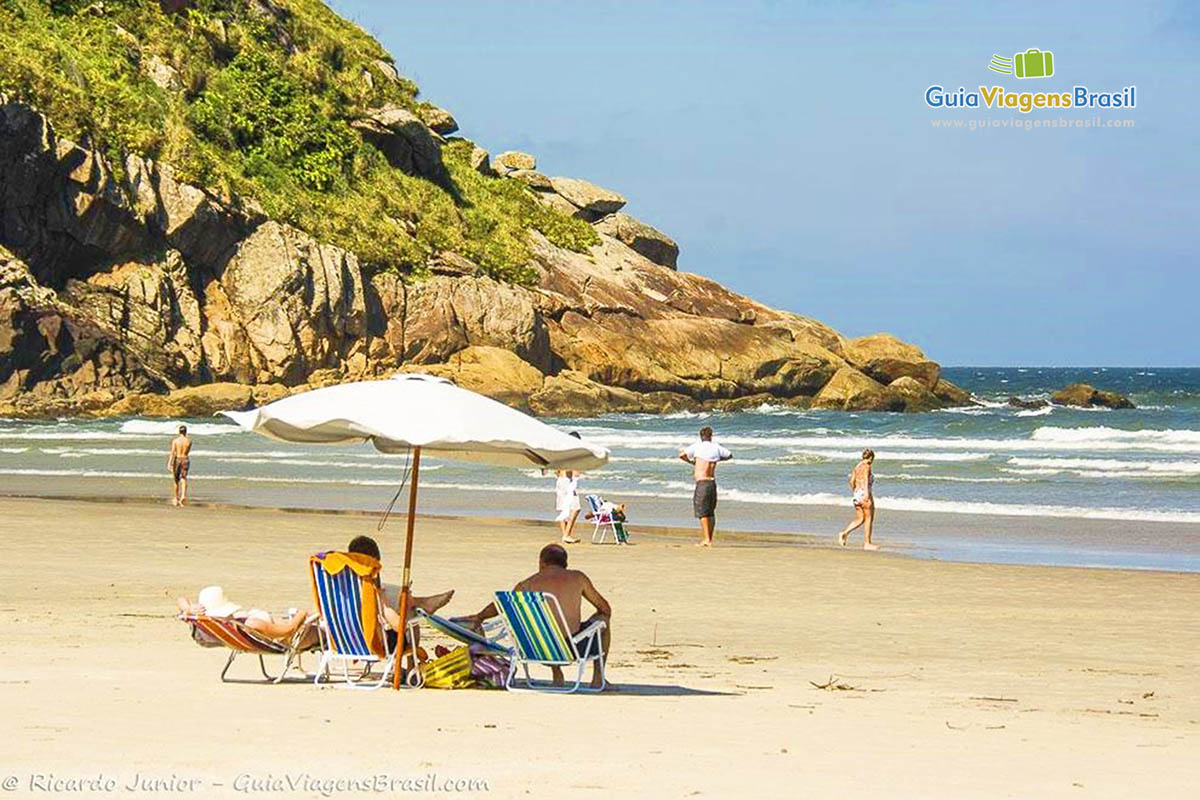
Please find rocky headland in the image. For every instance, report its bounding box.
[0,1,971,419]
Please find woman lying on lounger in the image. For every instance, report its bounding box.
[176,585,317,647]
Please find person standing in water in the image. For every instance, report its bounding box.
[837,449,877,550]
[679,426,733,547]
[167,425,192,507]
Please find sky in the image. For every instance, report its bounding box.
[329,0,1198,366]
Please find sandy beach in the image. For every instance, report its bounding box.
[2,495,1197,799]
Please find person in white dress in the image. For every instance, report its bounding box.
[555,431,584,543]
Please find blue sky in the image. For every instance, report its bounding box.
[329,1,1198,366]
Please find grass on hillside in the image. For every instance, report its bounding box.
[0,0,598,282]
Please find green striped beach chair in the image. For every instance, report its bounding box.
[493,591,607,693]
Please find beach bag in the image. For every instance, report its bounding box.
[469,643,510,689]
[422,646,474,689]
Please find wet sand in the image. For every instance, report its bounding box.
[3,472,1199,572]
[1,497,1197,799]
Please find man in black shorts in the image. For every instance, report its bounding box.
[678,426,733,547]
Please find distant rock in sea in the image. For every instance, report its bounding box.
[1050,383,1135,409]
[1007,396,1051,410]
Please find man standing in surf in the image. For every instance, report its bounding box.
[167,425,191,507]
[679,426,732,547]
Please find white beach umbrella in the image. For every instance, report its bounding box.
[221,373,609,688]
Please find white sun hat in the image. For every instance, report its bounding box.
[197,585,241,618]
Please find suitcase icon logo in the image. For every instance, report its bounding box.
[988,48,1055,79]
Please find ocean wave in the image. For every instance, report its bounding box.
[0,447,28,454]
[0,431,133,441]
[1002,467,1200,481]
[787,448,992,462]
[120,419,243,436]
[879,473,1029,484]
[714,488,1200,524]
[1015,406,1053,417]
[587,429,1200,454]
[0,467,402,487]
[1007,457,1200,474]
[209,456,440,471]
[612,455,786,466]
[1031,426,1200,445]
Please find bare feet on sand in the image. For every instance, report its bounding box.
[863,543,879,551]
[561,536,581,544]
[837,531,849,546]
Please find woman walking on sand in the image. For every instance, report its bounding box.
[837,449,878,550]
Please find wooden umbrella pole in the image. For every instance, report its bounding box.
[392,445,421,690]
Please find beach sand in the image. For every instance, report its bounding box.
[1,496,1196,799]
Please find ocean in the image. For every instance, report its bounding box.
[2,367,1198,572]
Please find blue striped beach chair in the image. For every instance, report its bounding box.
[493,591,607,693]
[309,552,421,689]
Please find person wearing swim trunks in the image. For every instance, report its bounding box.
[679,426,733,547]
[167,424,192,507]
[837,448,878,550]
[463,543,612,689]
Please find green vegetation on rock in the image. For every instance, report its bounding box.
[0,0,597,282]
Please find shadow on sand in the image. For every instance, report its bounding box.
[604,683,735,697]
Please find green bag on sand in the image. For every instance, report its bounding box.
[422,646,474,689]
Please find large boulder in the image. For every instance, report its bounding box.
[415,104,458,136]
[1007,396,1050,410]
[549,177,626,216]
[592,212,678,269]
[812,367,903,411]
[507,169,553,190]
[204,221,367,384]
[401,274,551,371]
[104,381,254,418]
[492,151,536,173]
[351,105,448,184]
[0,263,160,409]
[1051,383,1135,409]
[842,333,940,389]
[933,378,974,407]
[62,250,203,386]
[528,370,697,416]
[406,346,543,410]
[888,376,942,412]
